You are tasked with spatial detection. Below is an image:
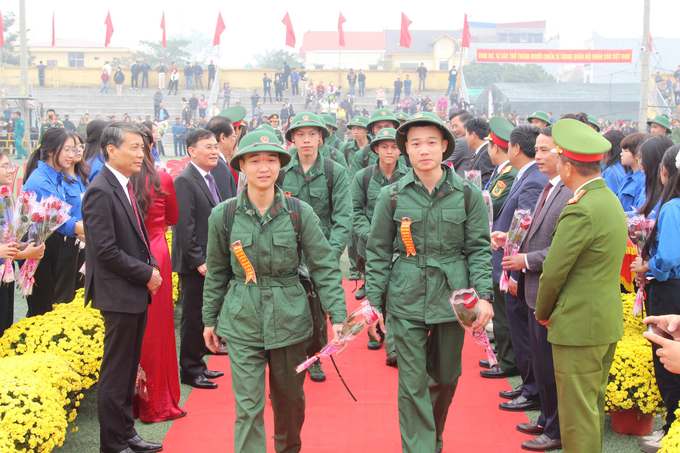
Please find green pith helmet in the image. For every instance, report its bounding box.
[486,117,515,149]
[552,118,611,162]
[587,114,601,132]
[229,130,291,170]
[647,115,672,134]
[284,112,330,142]
[527,110,551,125]
[395,111,410,123]
[367,108,399,134]
[321,114,338,130]
[256,124,282,143]
[396,112,456,161]
[370,128,397,151]
[346,115,369,129]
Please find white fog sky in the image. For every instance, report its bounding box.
[5,0,678,67]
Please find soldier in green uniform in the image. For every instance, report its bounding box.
[527,111,551,130]
[535,118,627,453]
[351,128,408,365]
[349,108,402,181]
[322,113,349,157]
[288,114,348,169]
[256,123,282,143]
[648,114,672,137]
[366,112,494,453]
[39,109,64,144]
[277,112,351,382]
[396,111,410,125]
[345,115,371,167]
[485,117,518,217]
[203,130,347,453]
[267,114,285,144]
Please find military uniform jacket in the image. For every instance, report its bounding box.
[278,151,351,260]
[365,165,493,323]
[535,179,627,346]
[350,144,407,182]
[344,139,369,169]
[351,160,408,247]
[326,134,348,157]
[486,161,518,218]
[202,188,347,349]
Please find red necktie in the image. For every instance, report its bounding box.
[533,181,553,222]
[127,181,151,260]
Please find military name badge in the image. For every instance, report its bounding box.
[567,189,586,205]
[400,218,417,257]
[491,181,507,197]
[232,240,257,284]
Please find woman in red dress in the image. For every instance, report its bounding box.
[131,123,184,422]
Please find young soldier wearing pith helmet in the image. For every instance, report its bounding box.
[276,112,351,383]
[351,128,408,366]
[202,130,347,453]
[366,112,494,453]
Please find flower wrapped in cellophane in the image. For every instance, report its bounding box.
[449,288,497,366]
[627,214,656,316]
[464,170,482,189]
[295,300,380,374]
[499,209,532,292]
[0,190,37,283]
[16,196,71,295]
[482,190,493,232]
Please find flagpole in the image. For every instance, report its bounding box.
[638,0,650,131]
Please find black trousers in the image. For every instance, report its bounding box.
[263,87,272,103]
[131,75,138,88]
[27,232,64,317]
[506,291,539,401]
[649,278,680,432]
[0,278,15,337]
[54,236,82,305]
[179,272,209,377]
[528,305,561,439]
[492,282,518,373]
[99,309,147,453]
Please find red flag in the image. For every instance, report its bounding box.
[213,12,226,46]
[104,11,114,47]
[338,13,347,47]
[281,12,295,48]
[400,13,412,48]
[0,10,4,47]
[462,14,471,48]
[51,11,55,47]
[160,12,166,48]
[649,32,653,53]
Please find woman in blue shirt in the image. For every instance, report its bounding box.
[54,131,89,305]
[617,132,648,211]
[22,128,85,317]
[633,149,680,444]
[637,135,674,218]
[82,119,109,182]
[602,130,627,194]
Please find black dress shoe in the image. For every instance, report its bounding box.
[500,385,523,400]
[213,345,229,355]
[181,374,218,389]
[516,422,544,435]
[480,365,518,379]
[499,395,541,412]
[125,435,163,452]
[203,369,224,379]
[479,359,491,369]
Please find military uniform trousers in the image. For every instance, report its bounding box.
[391,316,465,453]
[552,342,616,453]
[492,282,518,373]
[227,338,307,453]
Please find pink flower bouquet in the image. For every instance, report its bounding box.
[0,191,37,282]
[499,209,532,292]
[627,214,656,316]
[450,288,497,366]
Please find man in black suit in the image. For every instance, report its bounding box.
[82,122,163,453]
[464,118,495,187]
[172,129,225,389]
[445,109,476,177]
[205,116,239,199]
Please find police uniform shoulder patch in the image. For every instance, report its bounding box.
[567,189,586,205]
[491,181,507,197]
[500,165,512,175]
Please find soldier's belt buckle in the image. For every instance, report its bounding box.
[259,276,271,288]
[416,255,427,267]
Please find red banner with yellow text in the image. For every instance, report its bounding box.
[476,49,633,64]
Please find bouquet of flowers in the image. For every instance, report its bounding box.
[482,190,493,232]
[295,300,380,374]
[627,214,656,316]
[464,170,482,189]
[499,209,532,292]
[0,191,37,282]
[449,288,497,366]
[16,196,71,295]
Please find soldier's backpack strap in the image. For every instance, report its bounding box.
[362,148,371,168]
[362,165,374,195]
[276,168,286,188]
[388,180,400,215]
[222,198,239,244]
[463,181,472,214]
[284,196,303,262]
[323,157,335,213]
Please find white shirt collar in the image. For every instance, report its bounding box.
[574,176,602,195]
[475,141,488,155]
[515,160,537,181]
[105,164,131,204]
[218,152,227,162]
[549,175,562,186]
[497,160,510,171]
[191,161,209,178]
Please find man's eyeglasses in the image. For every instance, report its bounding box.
[193,146,220,151]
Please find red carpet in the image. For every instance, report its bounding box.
[163,280,534,452]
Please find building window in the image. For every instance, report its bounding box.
[497,33,509,43]
[314,64,324,70]
[439,61,449,70]
[528,33,543,43]
[68,52,85,68]
[47,60,58,67]
[508,33,522,43]
[94,56,100,61]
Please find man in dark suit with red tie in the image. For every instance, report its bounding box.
[82,122,163,453]
[502,126,572,452]
[172,129,226,389]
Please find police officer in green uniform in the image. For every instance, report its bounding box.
[351,128,408,365]
[535,119,627,453]
[267,114,285,144]
[485,117,519,217]
[277,112,351,382]
[39,109,64,144]
[366,112,494,453]
[202,130,347,453]
[527,111,551,130]
[345,115,371,167]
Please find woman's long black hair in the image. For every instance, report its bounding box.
[63,131,91,186]
[638,135,674,217]
[129,123,165,219]
[82,119,109,164]
[24,127,72,182]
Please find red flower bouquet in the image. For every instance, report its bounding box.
[450,288,497,366]
[499,209,532,292]
[0,191,38,282]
